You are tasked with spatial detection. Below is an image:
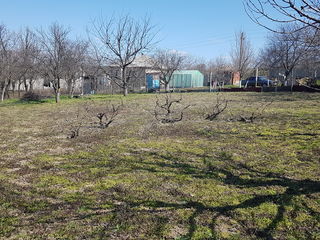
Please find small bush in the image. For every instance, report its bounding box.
[20,91,43,102]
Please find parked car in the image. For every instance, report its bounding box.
[241,76,274,87]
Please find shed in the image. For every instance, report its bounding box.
[169,70,204,88]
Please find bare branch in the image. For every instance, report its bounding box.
[151,49,187,92]
[205,93,229,121]
[89,15,157,96]
[244,0,320,31]
[154,93,190,124]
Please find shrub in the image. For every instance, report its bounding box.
[20,91,43,102]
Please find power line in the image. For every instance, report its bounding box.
[168,32,267,49]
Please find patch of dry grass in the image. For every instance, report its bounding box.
[0,92,319,239]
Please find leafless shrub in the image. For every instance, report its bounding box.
[66,103,90,139]
[66,100,123,138]
[68,121,81,138]
[95,104,122,129]
[154,94,190,124]
[205,93,229,121]
[230,100,273,123]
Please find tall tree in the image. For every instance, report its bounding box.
[37,23,70,103]
[63,40,88,97]
[0,24,18,101]
[208,56,232,86]
[259,24,317,85]
[151,49,186,92]
[230,31,254,79]
[90,15,157,96]
[16,27,40,95]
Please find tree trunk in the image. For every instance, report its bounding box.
[55,88,61,103]
[124,87,128,96]
[70,88,74,98]
[29,80,33,91]
[55,79,61,103]
[11,82,15,97]
[284,70,290,87]
[68,80,75,98]
[23,77,29,92]
[1,85,6,102]
[18,82,22,98]
[67,80,72,98]
[121,67,128,96]
[5,89,10,99]
[165,82,170,92]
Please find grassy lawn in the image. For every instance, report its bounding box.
[0,92,319,239]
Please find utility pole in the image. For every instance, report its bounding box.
[255,67,259,87]
[209,72,212,92]
[239,32,245,80]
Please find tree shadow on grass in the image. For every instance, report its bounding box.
[122,180,319,239]
[2,150,319,239]
[123,151,320,239]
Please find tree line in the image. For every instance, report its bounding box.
[0,23,89,102]
[1,7,320,103]
[0,16,194,102]
[184,0,320,87]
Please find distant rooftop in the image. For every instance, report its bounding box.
[130,55,153,68]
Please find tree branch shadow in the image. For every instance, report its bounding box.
[122,151,320,239]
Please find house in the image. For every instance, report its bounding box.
[97,55,154,94]
[21,55,207,94]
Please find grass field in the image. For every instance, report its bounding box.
[0,92,319,239]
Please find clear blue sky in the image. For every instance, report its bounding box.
[0,0,273,60]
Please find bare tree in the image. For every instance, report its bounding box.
[244,0,320,31]
[37,23,70,103]
[0,24,18,101]
[63,40,88,97]
[80,44,105,95]
[90,15,157,96]
[16,27,41,95]
[152,49,186,92]
[185,56,207,74]
[208,56,232,87]
[296,43,320,82]
[230,31,254,79]
[259,24,317,85]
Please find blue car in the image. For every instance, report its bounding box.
[241,76,273,87]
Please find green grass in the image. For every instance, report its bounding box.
[0,92,319,239]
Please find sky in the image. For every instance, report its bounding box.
[0,0,274,60]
